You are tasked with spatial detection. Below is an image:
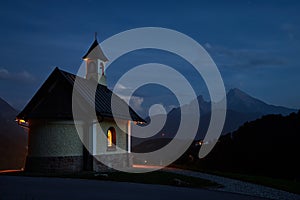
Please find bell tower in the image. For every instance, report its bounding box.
[82,33,108,85]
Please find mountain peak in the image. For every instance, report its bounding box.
[227,88,259,105]
[227,88,296,115]
[228,88,248,97]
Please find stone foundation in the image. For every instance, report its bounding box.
[93,153,132,172]
[25,156,83,173]
[25,154,133,173]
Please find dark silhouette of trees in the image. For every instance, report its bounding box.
[177,111,300,180]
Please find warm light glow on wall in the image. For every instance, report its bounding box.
[134,121,146,125]
[17,119,29,127]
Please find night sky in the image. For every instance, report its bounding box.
[0,0,299,111]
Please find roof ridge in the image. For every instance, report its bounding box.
[17,67,144,122]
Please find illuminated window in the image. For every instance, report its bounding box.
[107,130,112,147]
[107,127,116,150]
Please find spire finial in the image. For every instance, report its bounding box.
[94,32,98,41]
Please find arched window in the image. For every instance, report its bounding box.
[107,127,116,150]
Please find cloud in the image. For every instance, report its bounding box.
[118,94,144,112]
[205,44,288,69]
[0,68,36,83]
[0,68,9,78]
[114,83,129,91]
[130,96,144,112]
[111,83,145,113]
[246,59,286,67]
[281,23,298,40]
[204,42,212,49]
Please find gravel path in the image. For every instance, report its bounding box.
[163,168,300,200]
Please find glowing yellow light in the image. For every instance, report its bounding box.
[17,119,29,128]
[107,130,112,147]
[19,119,26,123]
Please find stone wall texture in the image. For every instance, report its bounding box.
[93,153,132,172]
[28,120,84,157]
[25,119,84,173]
[25,119,131,173]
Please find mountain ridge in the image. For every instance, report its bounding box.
[0,97,27,170]
[133,88,297,145]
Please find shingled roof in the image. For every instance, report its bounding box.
[17,67,144,122]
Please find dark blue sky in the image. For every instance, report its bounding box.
[0,0,299,110]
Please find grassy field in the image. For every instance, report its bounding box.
[0,170,221,190]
